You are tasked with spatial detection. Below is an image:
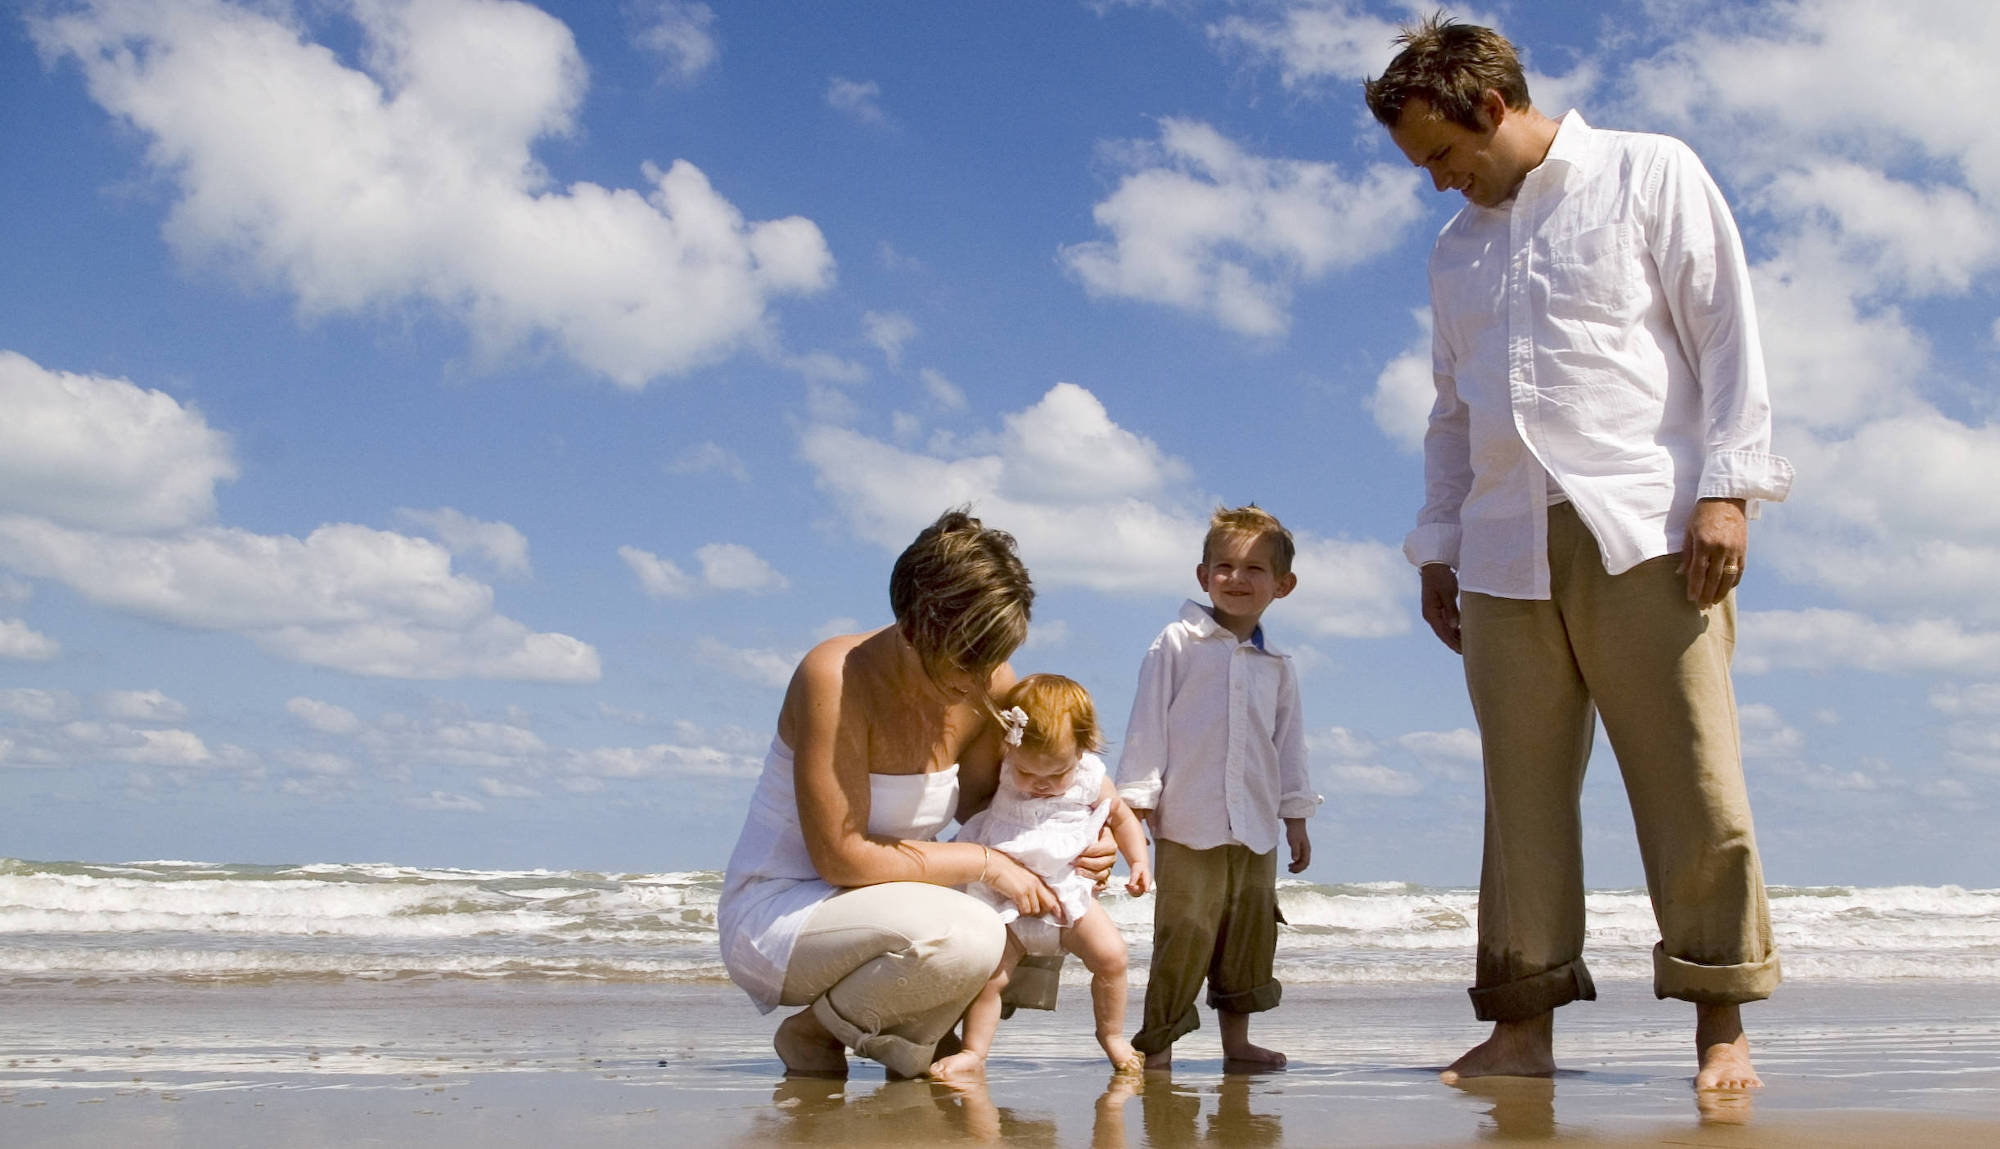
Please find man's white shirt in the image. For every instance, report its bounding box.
[1115,600,1319,854]
[1404,111,1794,599]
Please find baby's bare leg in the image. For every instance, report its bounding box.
[930,932,1023,1081]
[1065,904,1142,1074]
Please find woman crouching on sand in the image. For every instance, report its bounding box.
[717,509,1103,1078]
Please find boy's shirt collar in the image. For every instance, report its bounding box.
[1179,599,1281,654]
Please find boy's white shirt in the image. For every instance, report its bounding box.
[1115,599,1321,854]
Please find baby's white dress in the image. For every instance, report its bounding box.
[955,751,1113,954]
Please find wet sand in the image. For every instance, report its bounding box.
[2,977,1996,1146]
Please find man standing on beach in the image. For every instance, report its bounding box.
[1363,17,1793,1090]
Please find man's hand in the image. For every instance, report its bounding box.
[1075,823,1118,888]
[1678,498,1747,608]
[1420,563,1462,653]
[1284,818,1311,874]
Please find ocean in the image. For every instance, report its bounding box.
[5,858,1997,987]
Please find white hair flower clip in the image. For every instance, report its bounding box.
[998,706,1029,748]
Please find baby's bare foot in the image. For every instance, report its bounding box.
[1694,1034,1762,1092]
[774,1009,847,1078]
[1100,1035,1143,1075]
[1221,1040,1287,1070]
[927,1049,988,1081]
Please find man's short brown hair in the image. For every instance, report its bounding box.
[1202,505,1295,578]
[1363,14,1531,132]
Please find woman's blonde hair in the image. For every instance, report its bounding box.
[890,508,1033,684]
[999,673,1102,759]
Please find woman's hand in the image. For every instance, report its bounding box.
[983,849,1062,921]
[1073,824,1118,889]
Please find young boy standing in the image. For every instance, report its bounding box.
[1117,505,1320,1070]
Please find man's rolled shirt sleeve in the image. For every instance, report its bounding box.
[1647,141,1794,511]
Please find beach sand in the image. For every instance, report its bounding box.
[2,977,1997,1147]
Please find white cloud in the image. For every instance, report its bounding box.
[1061,118,1425,336]
[0,619,59,661]
[695,542,789,593]
[1739,610,2000,675]
[864,311,917,367]
[32,0,832,388]
[0,351,235,532]
[800,383,1408,636]
[1208,2,1409,88]
[1322,762,1423,796]
[409,790,486,813]
[0,516,598,682]
[394,507,531,577]
[668,441,750,481]
[826,77,886,125]
[627,0,718,84]
[1395,727,1482,769]
[0,689,79,723]
[96,690,189,723]
[1367,309,1434,453]
[620,545,697,597]
[695,637,800,689]
[0,350,591,682]
[1023,618,1070,649]
[621,541,787,596]
[919,367,967,410]
[478,776,541,798]
[363,715,549,770]
[563,739,761,780]
[1737,702,1805,760]
[1932,683,2000,716]
[287,696,361,736]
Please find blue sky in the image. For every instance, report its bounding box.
[3,0,1997,885]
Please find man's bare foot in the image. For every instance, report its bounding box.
[1143,1049,1171,1072]
[775,1008,848,1078]
[927,1049,987,1081]
[1693,1004,1762,1091]
[1100,1035,1143,1075]
[1439,1013,1556,1083]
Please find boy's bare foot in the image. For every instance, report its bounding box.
[1439,1013,1556,1083]
[1217,1008,1287,1069]
[927,1049,987,1081]
[1143,1049,1172,1072]
[1220,1041,1287,1070]
[1693,1004,1762,1091]
[775,1008,848,1078]
[1101,1035,1144,1075]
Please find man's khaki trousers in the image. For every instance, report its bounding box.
[1458,502,1781,1022]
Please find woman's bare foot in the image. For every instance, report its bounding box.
[928,1049,987,1081]
[1101,1035,1144,1075]
[1439,1013,1556,1083]
[775,1008,848,1078]
[1144,1049,1172,1072]
[1693,1004,1762,1091]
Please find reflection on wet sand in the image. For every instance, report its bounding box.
[747,1076,1058,1146]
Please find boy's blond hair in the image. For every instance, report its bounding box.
[1202,504,1296,578]
[999,673,1103,759]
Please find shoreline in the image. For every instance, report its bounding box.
[2,977,1997,1146]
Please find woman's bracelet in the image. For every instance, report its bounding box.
[977,845,993,885]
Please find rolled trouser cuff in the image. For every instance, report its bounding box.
[1208,980,1281,1015]
[1469,959,1596,1022]
[810,994,934,1079]
[999,952,1064,1019]
[1131,1003,1201,1055]
[1652,943,1781,1004]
